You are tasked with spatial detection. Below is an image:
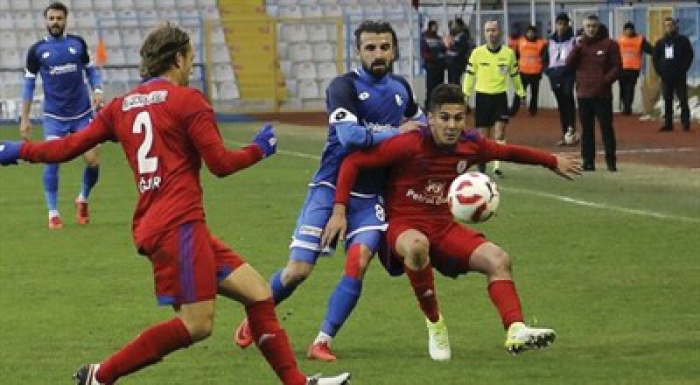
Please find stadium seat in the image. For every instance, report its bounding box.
[121,29,141,47]
[279,60,292,75]
[278,5,303,18]
[218,81,240,100]
[105,47,126,65]
[318,78,333,95]
[393,20,411,40]
[124,46,141,65]
[71,0,92,10]
[197,0,216,7]
[343,4,364,17]
[277,42,288,60]
[93,0,114,12]
[114,0,134,11]
[316,61,337,81]
[288,43,313,62]
[0,31,18,50]
[9,0,31,11]
[74,10,97,28]
[0,11,15,29]
[297,79,320,99]
[0,49,23,68]
[211,45,231,63]
[276,0,300,5]
[302,5,324,18]
[321,4,342,17]
[97,10,118,28]
[211,26,226,45]
[117,10,140,28]
[292,61,317,80]
[101,29,121,48]
[179,0,196,9]
[200,6,220,20]
[15,12,38,30]
[18,30,38,48]
[306,24,328,43]
[179,8,200,22]
[135,0,155,11]
[154,0,176,10]
[213,63,236,82]
[76,28,98,47]
[278,24,307,43]
[313,43,335,62]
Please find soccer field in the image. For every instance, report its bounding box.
[0,122,698,384]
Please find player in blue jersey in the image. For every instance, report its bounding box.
[234,20,426,361]
[20,1,103,230]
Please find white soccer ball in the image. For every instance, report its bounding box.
[447,172,500,223]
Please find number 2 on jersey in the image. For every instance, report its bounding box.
[132,111,158,174]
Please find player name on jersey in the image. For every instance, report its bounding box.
[122,90,168,111]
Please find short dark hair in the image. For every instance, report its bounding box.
[430,84,465,112]
[623,22,635,31]
[556,13,570,23]
[140,22,191,78]
[585,14,599,22]
[354,20,398,50]
[44,1,68,17]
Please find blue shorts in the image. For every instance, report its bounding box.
[289,185,387,264]
[43,113,93,140]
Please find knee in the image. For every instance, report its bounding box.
[346,246,373,280]
[183,314,214,342]
[86,159,100,168]
[404,238,430,269]
[283,263,312,287]
[488,248,512,277]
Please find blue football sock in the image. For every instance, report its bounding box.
[81,165,99,199]
[270,269,296,305]
[43,163,59,212]
[321,275,363,337]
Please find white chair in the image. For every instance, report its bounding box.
[0,49,22,68]
[105,47,126,65]
[73,10,97,28]
[135,0,155,11]
[288,43,313,62]
[211,26,226,45]
[153,0,176,10]
[313,43,335,62]
[292,61,317,80]
[124,46,141,65]
[318,78,333,96]
[297,79,319,99]
[218,81,240,100]
[77,28,98,48]
[305,24,328,43]
[92,0,114,12]
[118,10,140,28]
[159,9,180,24]
[121,29,141,47]
[343,4,364,17]
[9,0,31,11]
[15,12,38,30]
[18,30,38,49]
[279,60,292,75]
[393,20,411,40]
[277,5,303,19]
[211,45,230,63]
[316,61,337,81]
[278,24,307,43]
[200,6,220,20]
[96,10,118,29]
[302,5,323,18]
[321,4,342,17]
[213,63,236,82]
[179,8,200,22]
[101,29,121,47]
[362,4,385,18]
[0,31,18,50]
[0,11,15,29]
[114,0,135,11]
[71,0,92,10]
[277,42,288,60]
[179,0,197,8]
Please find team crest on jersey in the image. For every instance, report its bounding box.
[425,180,445,195]
[358,92,370,100]
[42,52,51,59]
[68,47,77,55]
[457,160,468,174]
[395,94,404,106]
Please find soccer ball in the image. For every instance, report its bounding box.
[447,172,500,223]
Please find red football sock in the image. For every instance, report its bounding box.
[96,317,192,384]
[405,265,440,323]
[246,299,306,385]
[488,280,524,329]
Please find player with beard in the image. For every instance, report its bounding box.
[21,1,103,229]
[233,20,426,362]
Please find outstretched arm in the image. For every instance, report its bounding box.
[478,138,581,179]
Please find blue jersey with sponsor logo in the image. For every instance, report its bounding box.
[24,34,97,120]
[312,67,424,195]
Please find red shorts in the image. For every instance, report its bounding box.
[138,221,246,306]
[385,217,487,278]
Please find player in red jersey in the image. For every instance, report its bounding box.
[0,23,349,385]
[321,84,581,360]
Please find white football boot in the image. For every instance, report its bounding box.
[307,372,351,384]
[426,313,451,361]
[505,322,556,355]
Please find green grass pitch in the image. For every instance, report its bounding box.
[0,122,698,384]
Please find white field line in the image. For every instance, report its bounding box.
[225,139,700,223]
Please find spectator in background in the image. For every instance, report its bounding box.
[653,17,694,132]
[445,18,473,86]
[567,15,621,172]
[616,22,653,115]
[511,25,547,117]
[421,20,446,109]
[545,13,578,146]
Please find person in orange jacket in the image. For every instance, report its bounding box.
[510,25,547,116]
[617,22,653,115]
